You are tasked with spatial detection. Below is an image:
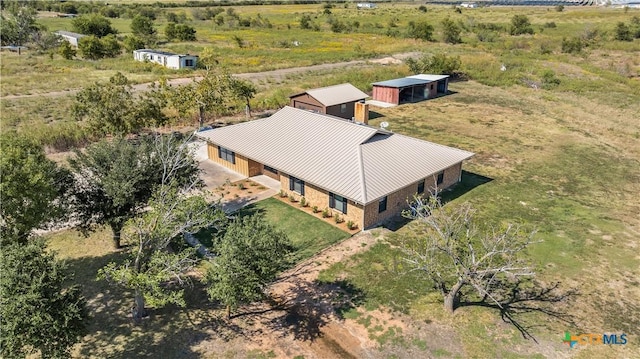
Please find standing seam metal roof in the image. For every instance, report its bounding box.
[406,74,450,82]
[196,107,473,204]
[371,78,429,88]
[294,83,369,107]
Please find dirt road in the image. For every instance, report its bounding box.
[2,52,419,100]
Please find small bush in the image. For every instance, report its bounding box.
[555,5,564,12]
[258,185,266,190]
[237,182,245,190]
[300,197,307,207]
[322,208,331,218]
[544,22,557,29]
[346,220,357,230]
[289,194,296,202]
[312,206,319,213]
[541,70,561,89]
[418,5,427,13]
[334,214,342,224]
[279,189,287,198]
[561,37,583,54]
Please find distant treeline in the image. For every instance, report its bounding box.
[1,0,393,17]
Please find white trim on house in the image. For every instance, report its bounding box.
[132,49,198,69]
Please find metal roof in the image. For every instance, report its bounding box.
[133,49,197,57]
[292,83,369,107]
[406,74,450,82]
[55,30,86,39]
[197,107,473,204]
[371,77,429,88]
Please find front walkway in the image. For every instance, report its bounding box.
[249,175,281,190]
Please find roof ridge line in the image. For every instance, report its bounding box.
[357,144,367,204]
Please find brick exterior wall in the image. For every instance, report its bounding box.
[279,171,365,229]
[362,162,463,229]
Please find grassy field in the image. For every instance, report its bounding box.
[6,2,640,357]
[318,77,640,357]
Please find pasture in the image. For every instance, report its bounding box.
[2,2,639,357]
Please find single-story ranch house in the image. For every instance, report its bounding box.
[197,106,473,230]
[372,74,449,105]
[133,49,198,69]
[289,83,369,120]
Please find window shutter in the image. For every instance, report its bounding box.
[329,193,334,208]
[217,146,222,159]
[300,181,305,196]
[289,176,294,191]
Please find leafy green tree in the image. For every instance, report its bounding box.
[59,39,77,59]
[0,134,70,242]
[0,5,37,46]
[406,52,462,78]
[164,22,178,41]
[100,33,121,57]
[123,34,145,53]
[399,195,538,314]
[510,14,534,35]
[300,14,312,29]
[131,15,156,37]
[165,69,237,128]
[72,13,117,37]
[73,73,167,135]
[407,20,434,41]
[614,22,633,41]
[78,35,104,60]
[68,135,200,249]
[230,77,257,118]
[130,15,156,45]
[98,148,225,319]
[1,238,88,358]
[441,17,462,44]
[174,23,196,41]
[206,215,294,319]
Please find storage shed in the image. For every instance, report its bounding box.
[372,74,450,106]
[289,83,368,120]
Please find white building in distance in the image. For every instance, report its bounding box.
[133,49,198,69]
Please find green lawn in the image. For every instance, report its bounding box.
[197,197,350,262]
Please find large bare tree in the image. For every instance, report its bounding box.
[400,195,538,314]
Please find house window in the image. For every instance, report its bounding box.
[437,171,444,185]
[218,146,235,164]
[289,176,305,195]
[417,180,425,194]
[185,59,194,67]
[264,165,277,174]
[378,196,387,213]
[340,103,347,113]
[329,193,347,214]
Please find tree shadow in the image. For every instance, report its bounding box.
[64,250,228,358]
[458,279,579,342]
[227,278,367,343]
[382,170,493,232]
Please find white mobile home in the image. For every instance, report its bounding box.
[133,49,198,69]
[55,30,86,47]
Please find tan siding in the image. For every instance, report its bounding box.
[206,142,250,176]
[279,171,365,229]
[362,163,463,229]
